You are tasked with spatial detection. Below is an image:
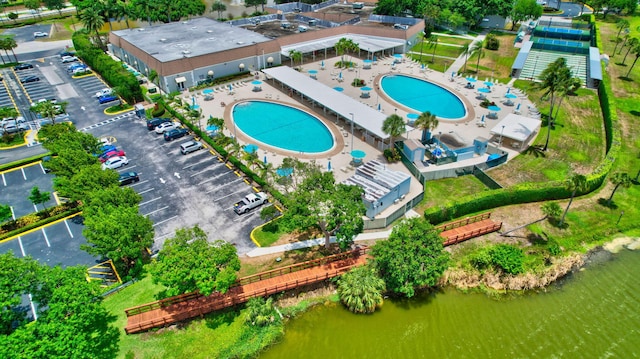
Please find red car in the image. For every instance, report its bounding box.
[99,150,126,163]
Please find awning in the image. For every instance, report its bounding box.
[175,76,186,83]
[489,114,542,142]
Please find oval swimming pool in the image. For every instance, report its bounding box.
[380,74,467,120]
[232,101,334,153]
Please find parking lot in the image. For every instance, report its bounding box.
[0,162,56,218]
[87,119,264,254]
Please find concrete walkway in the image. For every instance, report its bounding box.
[445,30,490,75]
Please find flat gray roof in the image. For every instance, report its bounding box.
[262,66,391,139]
[280,34,405,56]
[112,17,272,62]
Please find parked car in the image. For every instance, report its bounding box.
[234,192,268,214]
[146,118,170,130]
[101,156,129,170]
[180,140,203,155]
[98,144,117,155]
[59,51,76,58]
[99,150,126,163]
[155,121,179,134]
[164,128,188,141]
[98,95,119,104]
[33,31,48,38]
[31,98,57,107]
[95,88,113,98]
[20,75,39,83]
[118,172,139,185]
[14,63,33,70]
[61,56,79,63]
[67,63,87,72]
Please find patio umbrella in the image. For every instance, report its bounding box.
[478,87,491,94]
[263,155,267,164]
[466,77,477,82]
[321,60,325,67]
[203,89,213,95]
[451,71,455,78]
[333,87,344,92]
[328,160,332,171]
[361,86,372,92]
[276,168,293,177]
[377,103,381,111]
[484,81,493,87]
[338,71,342,80]
[481,114,485,123]
[244,144,258,154]
[505,93,517,99]
[506,87,511,94]
[228,84,233,91]
[515,103,521,112]
[487,105,501,112]
[406,113,419,125]
[421,63,425,70]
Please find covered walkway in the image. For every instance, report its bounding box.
[262,66,390,143]
[280,33,405,60]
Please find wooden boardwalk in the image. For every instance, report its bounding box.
[124,213,501,334]
[125,247,368,334]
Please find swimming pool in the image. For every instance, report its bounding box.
[380,75,467,120]
[232,101,334,153]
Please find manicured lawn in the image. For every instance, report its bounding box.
[0,133,26,148]
[436,36,472,46]
[416,175,491,211]
[464,32,519,83]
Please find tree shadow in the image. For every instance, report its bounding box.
[522,144,546,158]
[205,307,240,330]
[617,76,633,82]
[615,62,628,67]
[597,198,618,209]
[528,232,547,245]
[629,110,640,117]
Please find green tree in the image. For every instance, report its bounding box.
[82,206,154,278]
[0,204,12,224]
[334,37,359,67]
[43,0,65,15]
[79,7,106,50]
[489,244,524,274]
[24,0,41,19]
[337,265,385,314]
[54,164,119,202]
[288,49,302,69]
[472,39,485,73]
[536,57,571,151]
[612,19,630,56]
[211,0,226,19]
[622,37,638,65]
[510,0,542,30]
[149,226,240,296]
[244,0,265,13]
[281,172,365,249]
[31,101,67,125]
[428,34,438,63]
[461,43,471,73]
[414,110,438,143]
[28,186,51,213]
[245,297,279,326]
[84,186,142,217]
[559,174,587,227]
[46,148,99,179]
[0,253,40,335]
[382,113,405,148]
[371,218,449,297]
[0,36,18,63]
[607,172,631,205]
[625,41,640,78]
[541,201,562,223]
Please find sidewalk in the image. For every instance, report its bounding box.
[445,29,490,75]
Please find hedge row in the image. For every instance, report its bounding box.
[161,100,288,206]
[424,17,619,225]
[0,204,81,242]
[71,30,143,104]
[0,152,50,172]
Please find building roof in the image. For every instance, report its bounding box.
[280,33,405,56]
[489,114,542,142]
[589,47,602,81]
[343,160,411,203]
[112,17,273,63]
[262,66,391,139]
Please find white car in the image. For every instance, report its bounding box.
[155,121,179,134]
[95,88,113,98]
[33,32,48,38]
[30,98,57,107]
[61,56,78,63]
[101,156,129,170]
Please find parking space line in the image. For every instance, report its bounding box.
[18,237,26,256]
[130,179,149,187]
[119,165,136,172]
[139,197,161,206]
[213,187,248,202]
[138,187,155,195]
[28,294,38,321]
[152,216,178,227]
[21,168,26,180]
[197,171,234,186]
[0,212,82,244]
[41,228,51,247]
[143,206,169,217]
[10,206,15,220]
[39,162,46,174]
[64,219,74,238]
[1,173,5,186]
[183,157,216,170]
[233,211,261,222]
[53,192,61,205]
[205,178,244,194]
[32,204,38,212]
[189,164,219,177]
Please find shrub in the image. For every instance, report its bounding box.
[468,247,492,271]
[151,102,165,117]
[351,78,365,87]
[546,238,561,256]
[383,148,401,162]
[490,244,524,275]
[485,33,500,50]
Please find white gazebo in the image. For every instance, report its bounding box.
[489,114,542,149]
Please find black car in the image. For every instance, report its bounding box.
[118,172,139,186]
[59,51,76,58]
[14,63,33,70]
[146,117,170,130]
[20,75,39,83]
[164,128,188,141]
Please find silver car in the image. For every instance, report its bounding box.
[155,121,179,134]
[180,141,203,155]
[101,156,129,170]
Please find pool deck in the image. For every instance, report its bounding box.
[184,55,539,221]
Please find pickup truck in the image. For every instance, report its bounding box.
[234,192,268,214]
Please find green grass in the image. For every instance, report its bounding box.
[252,220,283,247]
[436,36,472,46]
[416,175,490,210]
[0,133,26,147]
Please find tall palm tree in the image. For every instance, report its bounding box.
[559,174,587,227]
[613,19,630,55]
[288,50,302,69]
[414,111,438,143]
[4,36,18,62]
[472,40,485,73]
[382,114,405,149]
[625,42,640,78]
[428,35,438,63]
[552,76,582,122]
[607,173,631,205]
[79,7,106,50]
[337,265,385,314]
[622,37,638,65]
[461,43,471,73]
[211,1,226,19]
[536,57,571,151]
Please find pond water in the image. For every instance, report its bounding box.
[261,248,640,358]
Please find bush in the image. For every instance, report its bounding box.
[351,78,365,87]
[485,33,500,50]
[468,247,492,271]
[383,148,401,162]
[490,244,524,275]
[151,102,166,117]
[546,238,561,256]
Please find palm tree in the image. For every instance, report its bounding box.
[79,7,106,50]
[2,36,18,62]
[211,1,226,19]
[337,265,385,314]
[414,111,438,143]
[607,173,631,205]
[559,174,587,227]
[382,114,405,149]
[245,297,277,326]
[622,38,638,65]
[536,57,571,151]
[613,19,630,55]
[288,50,302,69]
[461,43,471,73]
[625,42,640,78]
[334,37,358,68]
[472,40,485,73]
[552,76,582,122]
[428,35,438,63]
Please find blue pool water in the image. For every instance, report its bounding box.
[380,75,466,119]
[232,101,334,153]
